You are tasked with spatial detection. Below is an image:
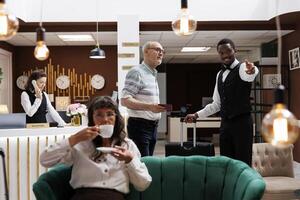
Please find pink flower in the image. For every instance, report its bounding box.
[66,103,87,116]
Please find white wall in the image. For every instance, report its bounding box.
[9,0,300,23]
[157,73,166,136]
[117,15,140,114]
[0,49,12,113]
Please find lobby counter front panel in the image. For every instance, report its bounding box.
[0,126,84,200]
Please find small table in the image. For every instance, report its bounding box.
[167,117,221,142]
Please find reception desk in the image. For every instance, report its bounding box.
[0,126,85,200]
[167,117,221,142]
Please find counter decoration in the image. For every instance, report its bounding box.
[66,103,87,126]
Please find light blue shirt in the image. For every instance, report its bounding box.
[121,62,161,120]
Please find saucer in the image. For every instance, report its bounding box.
[96,147,115,153]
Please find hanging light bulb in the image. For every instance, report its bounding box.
[262,85,299,146]
[172,0,197,36]
[0,0,19,40]
[34,26,49,61]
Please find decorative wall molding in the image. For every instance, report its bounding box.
[117,53,135,58]
[122,42,139,47]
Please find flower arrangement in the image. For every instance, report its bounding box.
[66,103,87,116]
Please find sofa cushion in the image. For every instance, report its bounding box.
[262,176,300,200]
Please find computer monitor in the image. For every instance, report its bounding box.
[0,113,26,129]
[46,111,71,127]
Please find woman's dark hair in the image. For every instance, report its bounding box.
[25,70,47,93]
[87,96,126,147]
[217,38,236,50]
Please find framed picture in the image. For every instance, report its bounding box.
[263,74,281,88]
[289,47,300,70]
[55,96,71,111]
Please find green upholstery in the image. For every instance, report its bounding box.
[33,156,265,200]
[33,164,74,200]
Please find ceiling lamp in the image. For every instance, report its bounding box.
[89,45,105,59]
[34,26,49,61]
[34,0,49,61]
[89,0,105,59]
[0,0,19,40]
[261,1,299,146]
[172,0,197,36]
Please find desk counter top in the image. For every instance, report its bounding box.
[0,126,85,137]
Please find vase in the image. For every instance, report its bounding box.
[71,115,81,126]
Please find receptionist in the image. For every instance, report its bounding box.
[21,70,66,126]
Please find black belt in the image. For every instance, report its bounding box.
[128,117,159,126]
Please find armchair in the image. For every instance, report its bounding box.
[252,143,300,200]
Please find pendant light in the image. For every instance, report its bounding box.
[0,0,19,40]
[89,0,105,59]
[261,0,299,146]
[34,0,49,61]
[172,0,197,36]
[262,85,299,146]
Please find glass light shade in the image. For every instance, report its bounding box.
[34,41,49,61]
[0,104,8,114]
[262,103,299,146]
[89,46,105,59]
[172,8,197,36]
[0,3,19,40]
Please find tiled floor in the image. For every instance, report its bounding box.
[153,139,300,179]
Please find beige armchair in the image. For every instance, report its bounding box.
[252,143,300,200]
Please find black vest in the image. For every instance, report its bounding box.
[218,63,252,119]
[25,90,47,123]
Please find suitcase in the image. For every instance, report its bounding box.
[165,118,215,157]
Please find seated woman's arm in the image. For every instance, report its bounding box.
[40,127,99,168]
[40,138,74,168]
[113,140,152,191]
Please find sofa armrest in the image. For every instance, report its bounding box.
[32,165,74,200]
[33,181,57,200]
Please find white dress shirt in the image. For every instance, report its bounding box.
[21,91,66,126]
[196,59,259,118]
[40,137,152,194]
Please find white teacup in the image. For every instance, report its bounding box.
[99,124,114,138]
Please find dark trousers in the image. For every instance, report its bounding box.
[127,117,158,157]
[219,114,253,166]
[71,188,125,200]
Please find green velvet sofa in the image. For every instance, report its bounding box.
[33,156,265,200]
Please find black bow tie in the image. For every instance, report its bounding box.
[221,65,232,71]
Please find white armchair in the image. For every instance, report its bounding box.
[252,143,300,200]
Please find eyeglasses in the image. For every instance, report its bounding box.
[94,112,116,119]
[149,47,165,54]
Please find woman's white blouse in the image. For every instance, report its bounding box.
[40,137,152,194]
[21,91,66,126]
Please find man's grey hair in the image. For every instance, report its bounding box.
[142,41,157,53]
